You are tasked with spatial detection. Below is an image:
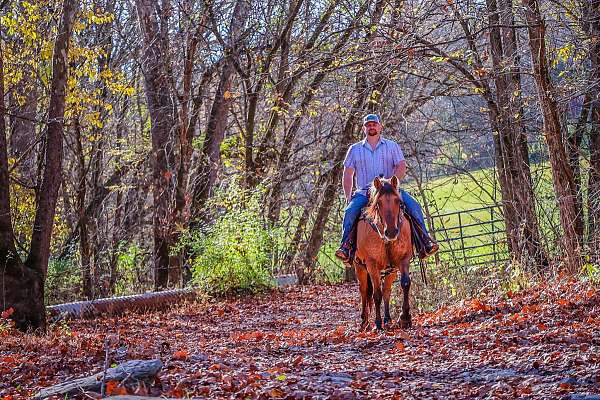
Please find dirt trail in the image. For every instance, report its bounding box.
[1,282,599,399]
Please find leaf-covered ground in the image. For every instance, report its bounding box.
[1,279,599,399]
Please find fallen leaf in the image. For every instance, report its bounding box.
[173,349,189,361]
[471,299,491,312]
[105,380,127,395]
[269,387,286,398]
[292,355,303,367]
[558,382,574,390]
[1,308,14,319]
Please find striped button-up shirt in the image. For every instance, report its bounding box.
[343,136,405,195]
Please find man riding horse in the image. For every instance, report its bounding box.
[335,113,439,263]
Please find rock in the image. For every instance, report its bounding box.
[560,377,578,386]
[33,359,163,399]
[318,372,353,387]
[275,274,298,287]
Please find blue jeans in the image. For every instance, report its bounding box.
[340,190,429,246]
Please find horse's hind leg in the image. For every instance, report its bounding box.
[398,259,412,329]
[382,271,397,327]
[355,263,370,331]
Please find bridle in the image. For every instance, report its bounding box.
[369,194,404,244]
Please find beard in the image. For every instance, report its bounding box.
[367,129,379,136]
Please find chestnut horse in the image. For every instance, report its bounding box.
[354,176,413,330]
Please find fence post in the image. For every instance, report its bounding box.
[491,206,497,267]
[458,212,467,266]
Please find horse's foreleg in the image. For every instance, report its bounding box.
[382,271,397,327]
[399,260,412,329]
[366,263,383,330]
[355,263,370,331]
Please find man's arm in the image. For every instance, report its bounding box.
[342,166,354,203]
[394,160,407,181]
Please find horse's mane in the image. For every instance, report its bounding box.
[365,179,400,222]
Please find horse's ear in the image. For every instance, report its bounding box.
[390,175,399,189]
[373,176,382,191]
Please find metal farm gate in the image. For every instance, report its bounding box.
[428,204,509,268]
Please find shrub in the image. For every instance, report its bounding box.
[182,182,275,296]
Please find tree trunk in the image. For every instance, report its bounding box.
[2,0,77,331]
[0,30,27,327]
[136,0,178,289]
[523,0,582,271]
[588,0,600,252]
[73,117,93,299]
[486,0,547,267]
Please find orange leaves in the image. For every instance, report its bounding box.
[231,330,275,342]
[2,281,599,399]
[172,349,188,361]
[105,380,127,396]
[332,325,345,337]
[394,341,405,352]
[536,323,548,331]
[521,304,540,314]
[168,385,186,398]
[471,299,491,312]
[557,298,572,307]
[584,288,597,300]
[1,356,16,364]
[325,325,348,344]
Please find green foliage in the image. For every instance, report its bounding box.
[45,259,82,305]
[181,182,275,296]
[581,261,600,283]
[114,243,148,296]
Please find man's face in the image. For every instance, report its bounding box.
[364,121,382,136]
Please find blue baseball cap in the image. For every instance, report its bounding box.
[363,113,381,125]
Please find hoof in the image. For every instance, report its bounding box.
[383,316,392,326]
[375,320,383,330]
[399,316,412,329]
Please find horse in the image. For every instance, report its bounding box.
[354,176,413,331]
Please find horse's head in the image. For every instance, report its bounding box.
[368,176,402,241]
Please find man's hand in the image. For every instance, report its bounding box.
[394,160,407,181]
[342,166,354,203]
